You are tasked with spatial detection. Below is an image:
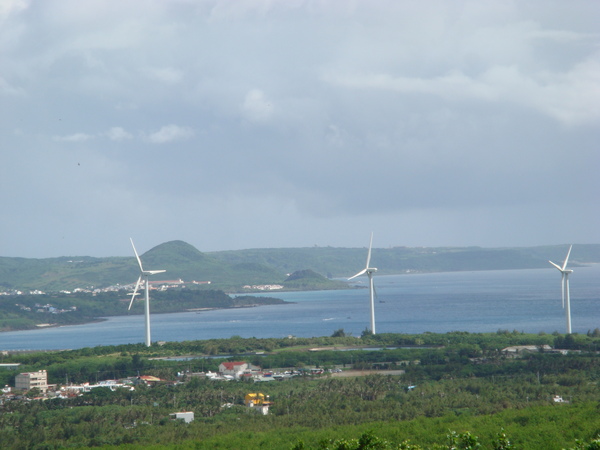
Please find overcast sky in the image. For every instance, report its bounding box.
[1,0,599,258]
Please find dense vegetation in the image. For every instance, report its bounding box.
[0,241,288,292]
[2,242,599,292]
[0,289,286,332]
[283,269,348,290]
[1,332,599,448]
[210,244,600,278]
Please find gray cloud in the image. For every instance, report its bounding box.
[1,0,598,258]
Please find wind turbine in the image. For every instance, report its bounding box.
[128,238,166,347]
[348,232,378,335]
[549,245,573,334]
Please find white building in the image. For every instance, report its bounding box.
[219,361,249,379]
[170,411,194,423]
[15,370,48,393]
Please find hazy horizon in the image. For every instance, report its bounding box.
[1,240,594,260]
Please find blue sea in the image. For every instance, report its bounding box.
[1,266,598,351]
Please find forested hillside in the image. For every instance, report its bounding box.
[210,243,600,277]
[1,242,599,292]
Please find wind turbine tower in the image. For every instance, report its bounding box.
[128,238,166,347]
[549,245,573,334]
[348,232,378,334]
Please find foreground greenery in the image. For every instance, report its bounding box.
[1,331,599,449]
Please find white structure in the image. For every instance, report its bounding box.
[219,362,248,379]
[128,238,166,347]
[170,412,194,423]
[348,232,378,334]
[549,245,574,334]
[15,370,48,393]
[502,345,552,354]
[61,380,134,394]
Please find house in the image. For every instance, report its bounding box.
[133,375,165,386]
[219,362,249,379]
[244,392,272,415]
[170,411,194,423]
[15,370,48,393]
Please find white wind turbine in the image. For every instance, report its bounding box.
[348,232,378,335]
[549,245,573,334]
[128,238,166,347]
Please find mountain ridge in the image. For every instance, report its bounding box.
[1,242,599,292]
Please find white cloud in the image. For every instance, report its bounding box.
[241,89,274,123]
[105,127,133,141]
[325,57,600,127]
[0,0,28,19]
[52,133,94,142]
[534,57,600,126]
[146,125,194,144]
[324,71,497,101]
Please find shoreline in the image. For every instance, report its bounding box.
[0,301,291,335]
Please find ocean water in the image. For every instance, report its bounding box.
[0,266,598,351]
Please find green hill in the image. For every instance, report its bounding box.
[140,240,285,286]
[0,241,338,292]
[209,244,600,278]
[283,269,348,290]
[1,242,599,293]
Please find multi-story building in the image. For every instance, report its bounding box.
[15,370,48,393]
[219,361,248,379]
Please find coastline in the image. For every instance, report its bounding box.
[0,300,291,334]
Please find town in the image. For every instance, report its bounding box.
[0,278,211,297]
[0,360,342,420]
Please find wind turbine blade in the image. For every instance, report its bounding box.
[348,268,367,280]
[562,245,573,270]
[147,270,166,275]
[549,261,562,271]
[130,238,144,272]
[128,276,142,310]
[365,232,374,268]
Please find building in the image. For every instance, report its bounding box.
[170,411,194,423]
[219,361,249,379]
[15,370,48,393]
[244,392,272,415]
[0,363,21,370]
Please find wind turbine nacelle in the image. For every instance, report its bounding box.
[368,268,378,273]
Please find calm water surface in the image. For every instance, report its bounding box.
[1,266,598,351]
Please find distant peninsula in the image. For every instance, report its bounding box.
[0,290,289,333]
